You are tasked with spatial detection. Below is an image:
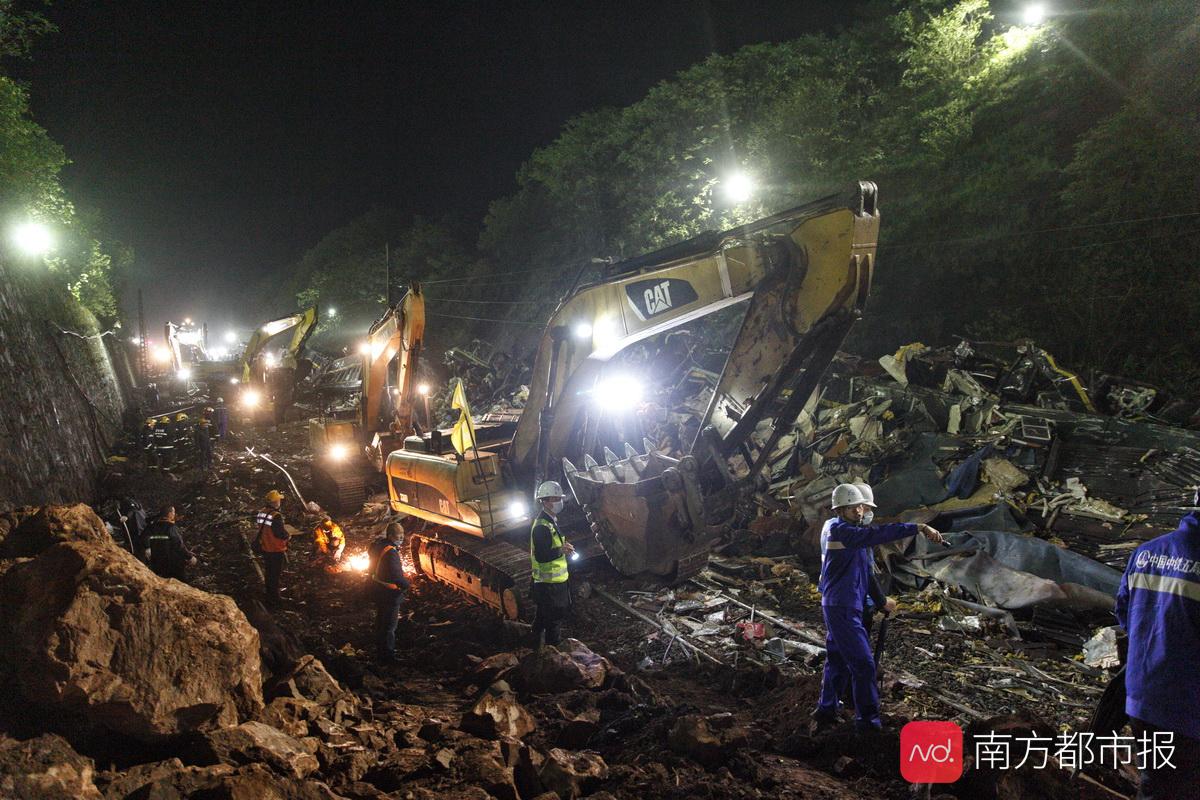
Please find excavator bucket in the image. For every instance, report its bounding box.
[562,441,717,580]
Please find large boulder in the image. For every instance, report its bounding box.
[0,733,103,800]
[460,681,537,740]
[186,721,320,779]
[518,639,610,694]
[667,713,750,766]
[538,748,608,799]
[0,540,263,742]
[0,504,109,559]
[100,762,342,799]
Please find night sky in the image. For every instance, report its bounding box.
[15,1,860,333]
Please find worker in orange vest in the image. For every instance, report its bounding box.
[255,489,291,606]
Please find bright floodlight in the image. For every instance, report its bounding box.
[357,341,371,355]
[224,330,237,343]
[152,346,171,363]
[1022,3,1046,25]
[417,382,431,396]
[229,377,240,385]
[328,307,337,318]
[508,500,528,519]
[184,317,192,325]
[573,322,593,340]
[176,367,192,381]
[263,352,276,367]
[241,389,261,408]
[328,443,349,461]
[593,374,644,412]
[723,172,754,203]
[11,221,53,256]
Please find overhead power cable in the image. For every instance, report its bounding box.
[426,311,543,326]
[425,296,543,306]
[880,210,1200,249]
[420,266,562,286]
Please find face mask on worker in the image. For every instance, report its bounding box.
[548,500,564,515]
[861,510,875,525]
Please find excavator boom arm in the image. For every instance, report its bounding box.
[360,285,425,438]
[512,182,879,481]
[240,306,318,383]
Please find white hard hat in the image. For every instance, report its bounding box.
[535,480,564,500]
[831,483,871,509]
[852,482,877,508]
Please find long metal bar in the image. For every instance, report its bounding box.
[594,587,723,665]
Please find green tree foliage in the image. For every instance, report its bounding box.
[292,210,485,350]
[462,0,1199,393]
[0,2,127,324]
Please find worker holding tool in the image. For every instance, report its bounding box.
[368,521,411,664]
[530,481,575,648]
[311,515,346,571]
[1114,489,1200,798]
[255,489,291,607]
[812,482,943,733]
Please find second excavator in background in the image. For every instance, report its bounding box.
[237,306,319,423]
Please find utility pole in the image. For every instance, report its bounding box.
[137,289,148,385]
[385,242,393,307]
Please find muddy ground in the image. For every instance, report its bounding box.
[93,416,1135,799]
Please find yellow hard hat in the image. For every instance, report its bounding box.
[175,412,189,421]
[265,489,285,502]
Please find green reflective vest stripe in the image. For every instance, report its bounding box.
[530,517,569,584]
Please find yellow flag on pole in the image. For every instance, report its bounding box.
[450,379,477,455]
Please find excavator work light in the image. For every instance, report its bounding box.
[176,368,192,381]
[508,500,528,519]
[241,389,261,409]
[328,443,349,462]
[592,374,644,412]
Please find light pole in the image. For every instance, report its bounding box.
[418,382,432,431]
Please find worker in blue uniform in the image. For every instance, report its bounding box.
[812,482,943,732]
[1115,493,1200,799]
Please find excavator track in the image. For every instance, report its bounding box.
[410,529,533,621]
[311,463,373,512]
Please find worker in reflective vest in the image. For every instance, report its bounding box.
[256,489,290,606]
[368,521,411,664]
[813,482,942,733]
[1116,498,1200,799]
[530,480,575,647]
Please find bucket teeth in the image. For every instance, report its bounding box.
[562,457,578,476]
[643,437,657,455]
[583,453,599,470]
[624,442,638,459]
[603,447,620,466]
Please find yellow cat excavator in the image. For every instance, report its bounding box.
[387,183,881,619]
[236,306,319,420]
[309,287,426,510]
